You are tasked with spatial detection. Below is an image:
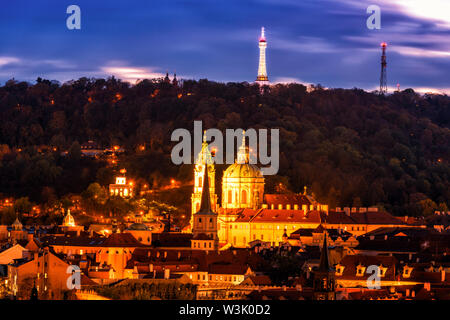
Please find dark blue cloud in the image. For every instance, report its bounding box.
[0,0,448,92]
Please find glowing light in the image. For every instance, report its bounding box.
[120,168,126,174]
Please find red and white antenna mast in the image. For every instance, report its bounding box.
[380,42,387,94]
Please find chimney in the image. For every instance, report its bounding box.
[164,268,170,280]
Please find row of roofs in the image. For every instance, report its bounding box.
[37,233,147,248]
[231,207,409,226]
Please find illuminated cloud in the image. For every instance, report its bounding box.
[101,63,166,83]
[335,0,450,28]
[0,57,20,67]
[273,77,309,85]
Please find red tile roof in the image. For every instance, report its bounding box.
[264,194,316,206]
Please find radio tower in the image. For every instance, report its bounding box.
[256,27,269,86]
[379,42,387,94]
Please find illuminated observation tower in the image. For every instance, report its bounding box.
[256,27,269,86]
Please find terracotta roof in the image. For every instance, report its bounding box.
[208,263,250,275]
[234,209,261,222]
[336,254,397,281]
[264,194,316,206]
[101,233,147,247]
[192,233,213,240]
[322,210,408,226]
[249,209,321,223]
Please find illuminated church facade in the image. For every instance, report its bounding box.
[189,134,329,248]
[190,134,413,249]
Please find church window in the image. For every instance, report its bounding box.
[356,265,366,276]
[241,190,247,204]
[199,177,202,187]
[228,190,232,204]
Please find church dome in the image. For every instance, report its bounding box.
[223,131,262,179]
[63,210,76,227]
[12,217,23,231]
[223,163,262,179]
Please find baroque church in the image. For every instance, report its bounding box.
[189,133,328,248]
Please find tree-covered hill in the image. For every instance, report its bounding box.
[0,77,448,216]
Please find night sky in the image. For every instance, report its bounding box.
[0,0,449,93]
